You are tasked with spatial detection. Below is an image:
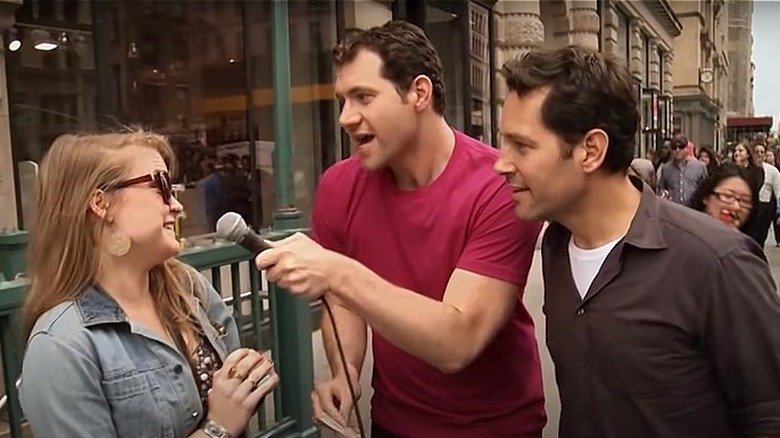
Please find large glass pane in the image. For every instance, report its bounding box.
[616,8,629,65]
[288,1,339,226]
[8,0,268,238]
[468,2,491,145]
[7,0,97,228]
[423,1,465,132]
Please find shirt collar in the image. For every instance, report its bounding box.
[547,176,667,250]
[622,176,667,250]
[76,285,129,327]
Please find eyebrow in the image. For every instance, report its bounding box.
[334,86,377,99]
[501,132,538,148]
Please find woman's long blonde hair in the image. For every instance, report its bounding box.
[23,130,201,342]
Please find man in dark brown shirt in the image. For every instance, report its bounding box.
[494,45,780,438]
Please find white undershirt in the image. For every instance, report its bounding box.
[568,235,624,299]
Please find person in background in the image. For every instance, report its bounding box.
[750,143,780,247]
[200,154,222,231]
[689,163,753,230]
[654,138,672,179]
[20,131,278,438]
[734,142,770,245]
[696,145,718,176]
[494,44,780,438]
[628,158,656,191]
[657,134,708,205]
[769,149,780,246]
[766,149,776,170]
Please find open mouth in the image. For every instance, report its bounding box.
[354,134,375,146]
[163,221,175,231]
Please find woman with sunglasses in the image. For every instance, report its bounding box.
[689,163,753,230]
[19,131,278,438]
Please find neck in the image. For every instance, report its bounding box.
[557,175,642,249]
[96,255,153,306]
[674,156,687,165]
[388,115,455,190]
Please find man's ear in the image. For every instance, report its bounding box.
[579,129,609,174]
[409,74,434,113]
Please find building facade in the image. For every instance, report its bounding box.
[669,0,730,151]
[0,0,682,234]
[496,0,681,159]
[727,0,754,117]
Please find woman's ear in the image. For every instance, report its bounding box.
[89,189,110,221]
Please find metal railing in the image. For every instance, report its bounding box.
[0,235,317,438]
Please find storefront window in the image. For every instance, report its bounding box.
[468,2,491,145]
[8,0,338,235]
[616,8,630,65]
[422,0,466,133]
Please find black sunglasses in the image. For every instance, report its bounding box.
[671,142,687,150]
[112,170,173,205]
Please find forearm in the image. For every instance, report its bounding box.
[321,294,368,378]
[330,260,478,373]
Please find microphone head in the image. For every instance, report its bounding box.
[216,212,249,242]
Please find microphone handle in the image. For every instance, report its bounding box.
[237,231,273,255]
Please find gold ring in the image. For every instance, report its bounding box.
[228,366,246,381]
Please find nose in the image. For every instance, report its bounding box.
[493,152,513,176]
[338,100,361,128]
[169,195,184,214]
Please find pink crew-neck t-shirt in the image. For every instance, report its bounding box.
[311,130,545,437]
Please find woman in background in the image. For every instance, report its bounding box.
[732,142,765,243]
[689,163,753,230]
[697,145,718,176]
[20,130,278,438]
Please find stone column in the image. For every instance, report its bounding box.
[494,0,544,132]
[494,0,544,97]
[0,0,21,232]
[648,38,660,90]
[566,0,600,50]
[629,19,643,82]
[663,51,674,95]
[601,3,619,55]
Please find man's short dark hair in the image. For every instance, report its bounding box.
[501,45,639,173]
[332,20,446,114]
[671,134,688,149]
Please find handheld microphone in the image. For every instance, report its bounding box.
[216,212,272,254]
[216,212,366,437]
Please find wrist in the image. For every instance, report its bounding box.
[327,255,362,301]
[201,419,233,438]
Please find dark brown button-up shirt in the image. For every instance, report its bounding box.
[543,177,780,438]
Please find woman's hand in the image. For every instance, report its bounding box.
[206,348,279,437]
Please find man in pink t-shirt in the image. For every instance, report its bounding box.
[256,21,544,438]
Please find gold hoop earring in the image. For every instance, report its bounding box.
[106,229,131,257]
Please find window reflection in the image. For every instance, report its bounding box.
[469,3,491,145]
[9,0,340,237]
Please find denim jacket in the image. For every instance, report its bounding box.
[19,268,241,438]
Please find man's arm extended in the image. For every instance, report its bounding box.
[321,293,367,379]
[330,263,522,374]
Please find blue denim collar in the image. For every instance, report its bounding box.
[75,285,129,327]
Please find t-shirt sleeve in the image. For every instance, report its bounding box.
[311,165,346,253]
[456,184,542,288]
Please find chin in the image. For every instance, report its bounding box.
[359,155,387,171]
[514,205,547,222]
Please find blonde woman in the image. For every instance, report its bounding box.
[19,131,278,438]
